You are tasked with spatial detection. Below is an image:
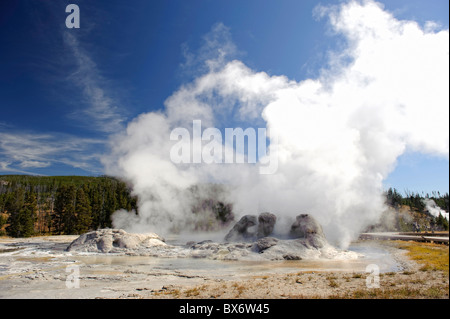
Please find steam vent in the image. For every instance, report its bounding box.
[66,214,357,261]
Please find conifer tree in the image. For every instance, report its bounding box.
[5,189,37,237]
[54,185,77,234]
[74,187,92,234]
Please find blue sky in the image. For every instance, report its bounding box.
[0,0,448,195]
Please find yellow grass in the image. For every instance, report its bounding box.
[330,285,449,299]
[148,240,449,299]
[396,241,449,274]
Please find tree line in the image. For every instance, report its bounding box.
[1,175,447,237]
[0,175,138,237]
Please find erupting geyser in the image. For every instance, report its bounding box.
[102,1,449,249]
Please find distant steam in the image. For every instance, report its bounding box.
[423,199,449,221]
[103,1,449,248]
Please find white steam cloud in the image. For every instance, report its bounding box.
[423,199,449,221]
[103,1,449,248]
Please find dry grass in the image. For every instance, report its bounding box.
[329,241,449,299]
[326,275,339,288]
[330,284,449,299]
[396,241,449,274]
[147,240,449,300]
[184,286,203,297]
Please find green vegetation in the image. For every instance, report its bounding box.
[0,175,137,237]
[0,175,235,238]
[386,188,449,212]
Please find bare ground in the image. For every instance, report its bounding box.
[145,241,449,299]
[0,236,448,299]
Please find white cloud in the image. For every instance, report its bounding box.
[19,160,51,168]
[0,32,125,174]
[63,32,126,134]
[0,130,105,174]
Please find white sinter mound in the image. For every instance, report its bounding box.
[66,228,166,253]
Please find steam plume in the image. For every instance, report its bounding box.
[423,199,449,221]
[103,1,449,248]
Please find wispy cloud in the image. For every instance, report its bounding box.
[0,130,105,175]
[63,31,126,134]
[180,23,240,77]
[0,161,44,176]
[0,3,127,176]
[0,32,126,175]
[19,160,51,169]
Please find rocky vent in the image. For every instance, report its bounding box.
[66,228,166,253]
[224,213,327,249]
[65,214,357,261]
[224,212,277,241]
